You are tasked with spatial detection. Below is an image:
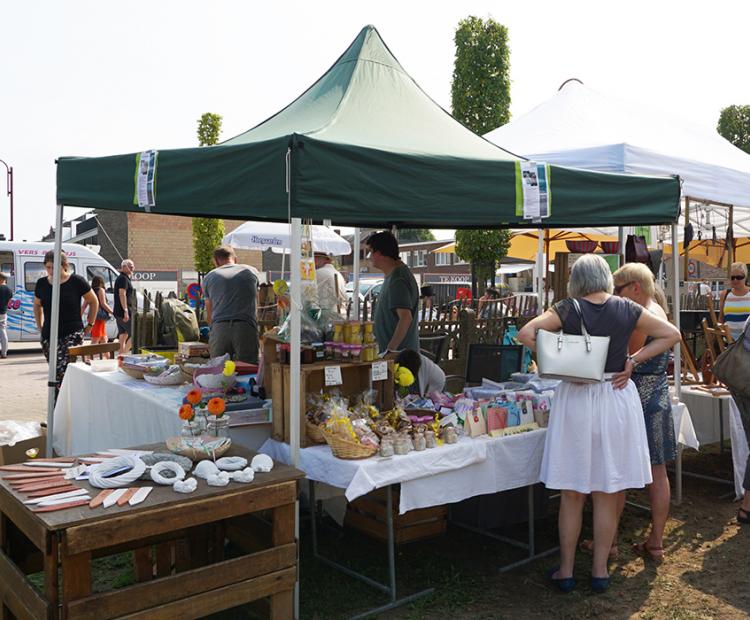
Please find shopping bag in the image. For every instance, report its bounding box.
[465,403,487,437]
[713,329,750,398]
[486,407,508,432]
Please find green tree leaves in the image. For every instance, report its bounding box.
[717,105,750,154]
[451,16,511,135]
[454,229,511,290]
[399,229,436,242]
[193,113,226,274]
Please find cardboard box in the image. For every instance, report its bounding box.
[0,431,47,466]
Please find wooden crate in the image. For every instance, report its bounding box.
[271,360,394,448]
[346,487,447,544]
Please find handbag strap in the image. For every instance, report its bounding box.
[571,298,593,352]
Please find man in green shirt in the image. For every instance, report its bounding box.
[365,231,420,353]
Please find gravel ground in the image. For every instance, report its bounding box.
[0,346,49,423]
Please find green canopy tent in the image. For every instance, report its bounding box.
[49,24,682,616]
[57,26,680,228]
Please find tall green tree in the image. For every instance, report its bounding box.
[193,113,226,274]
[399,229,436,242]
[451,16,511,135]
[451,16,512,294]
[717,105,750,154]
[454,230,511,296]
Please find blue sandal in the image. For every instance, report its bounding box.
[590,575,610,593]
[548,567,576,593]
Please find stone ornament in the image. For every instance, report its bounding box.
[150,461,186,485]
[173,478,198,494]
[251,454,274,473]
[216,456,248,471]
[194,460,220,480]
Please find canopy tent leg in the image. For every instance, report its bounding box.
[544,229,551,310]
[45,204,64,457]
[536,229,544,315]
[618,226,626,267]
[672,223,681,397]
[353,228,361,319]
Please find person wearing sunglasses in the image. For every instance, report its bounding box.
[719,262,750,341]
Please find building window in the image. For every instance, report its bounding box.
[453,252,467,265]
[400,251,411,266]
[435,252,451,266]
[415,250,427,267]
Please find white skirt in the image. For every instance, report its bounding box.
[540,380,653,494]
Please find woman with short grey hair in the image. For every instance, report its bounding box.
[519,254,680,594]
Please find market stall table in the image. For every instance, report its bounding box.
[0,444,303,619]
[53,363,271,456]
[261,429,552,617]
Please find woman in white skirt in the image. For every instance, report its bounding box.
[518,255,680,593]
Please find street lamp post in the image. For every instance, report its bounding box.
[0,158,13,241]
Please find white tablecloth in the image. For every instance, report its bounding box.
[260,429,547,514]
[728,398,750,500]
[53,363,186,455]
[673,402,699,451]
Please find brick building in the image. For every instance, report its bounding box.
[44,211,262,294]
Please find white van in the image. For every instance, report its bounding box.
[0,241,124,343]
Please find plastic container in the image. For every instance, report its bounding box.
[333,322,344,343]
[340,344,351,362]
[90,358,118,373]
[350,344,362,363]
[324,341,335,360]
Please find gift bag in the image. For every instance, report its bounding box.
[486,407,508,432]
[520,401,535,426]
[465,403,487,437]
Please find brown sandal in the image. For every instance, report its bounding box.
[632,541,664,564]
[579,538,619,559]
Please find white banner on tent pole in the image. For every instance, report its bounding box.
[135,150,158,211]
[517,161,551,222]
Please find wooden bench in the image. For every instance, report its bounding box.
[68,342,121,363]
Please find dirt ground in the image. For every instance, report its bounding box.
[2,350,749,618]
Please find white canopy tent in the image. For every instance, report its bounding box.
[223,221,352,255]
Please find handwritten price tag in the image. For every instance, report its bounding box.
[324,366,343,386]
[371,361,388,382]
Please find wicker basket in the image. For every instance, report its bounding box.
[120,365,146,380]
[165,435,232,461]
[323,431,378,460]
[306,421,327,444]
[143,369,190,386]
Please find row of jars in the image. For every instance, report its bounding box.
[323,341,378,362]
[332,320,376,346]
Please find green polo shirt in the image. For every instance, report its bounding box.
[373,264,420,352]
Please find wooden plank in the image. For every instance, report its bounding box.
[155,542,172,578]
[272,503,295,547]
[174,539,190,574]
[270,588,294,620]
[187,525,209,570]
[0,548,49,620]
[43,533,58,620]
[0,493,46,550]
[67,544,296,620]
[133,547,152,583]
[64,481,297,555]
[60,551,91,615]
[395,519,446,545]
[271,363,285,442]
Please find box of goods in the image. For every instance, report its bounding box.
[272,360,394,448]
[178,341,210,357]
[0,422,46,466]
[346,486,447,544]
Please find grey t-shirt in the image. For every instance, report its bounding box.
[203,264,258,327]
[553,296,643,372]
[374,264,420,352]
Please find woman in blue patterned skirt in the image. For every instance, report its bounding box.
[613,263,676,563]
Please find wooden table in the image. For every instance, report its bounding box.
[0,444,303,619]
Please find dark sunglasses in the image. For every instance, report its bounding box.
[614,281,635,295]
[731,275,746,281]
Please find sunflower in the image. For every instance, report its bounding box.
[178,404,195,421]
[186,389,202,405]
[207,397,226,417]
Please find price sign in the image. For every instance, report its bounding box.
[324,366,343,386]
[371,361,388,382]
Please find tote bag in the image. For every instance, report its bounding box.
[537,299,610,383]
[712,329,750,399]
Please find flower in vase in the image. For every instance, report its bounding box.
[186,389,202,405]
[207,397,226,417]
[178,404,195,421]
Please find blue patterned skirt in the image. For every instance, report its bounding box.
[632,372,676,465]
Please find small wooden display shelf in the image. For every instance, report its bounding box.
[271,359,394,448]
[0,444,303,619]
[346,486,447,545]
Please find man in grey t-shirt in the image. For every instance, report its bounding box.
[366,231,420,353]
[203,245,259,363]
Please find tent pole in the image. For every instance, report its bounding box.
[544,229,551,310]
[728,205,734,278]
[289,218,302,470]
[353,228,361,319]
[683,198,690,280]
[536,229,544,315]
[618,226,625,267]
[671,223,681,398]
[46,203,64,457]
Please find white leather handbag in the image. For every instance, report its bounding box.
[536,299,610,383]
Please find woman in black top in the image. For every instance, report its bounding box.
[34,250,98,396]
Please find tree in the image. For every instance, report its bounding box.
[454,230,511,296]
[451,17,512,295]
[399,229,436,242]
[451,16,511,135]
[717,105,750,154]
[193,113,226,274]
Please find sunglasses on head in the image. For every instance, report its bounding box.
[614,281,635,295]
[731,275,746,281]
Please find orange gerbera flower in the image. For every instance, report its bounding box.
[186,389,202,405]
[178,404,195,421]
[207,397,226,417]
